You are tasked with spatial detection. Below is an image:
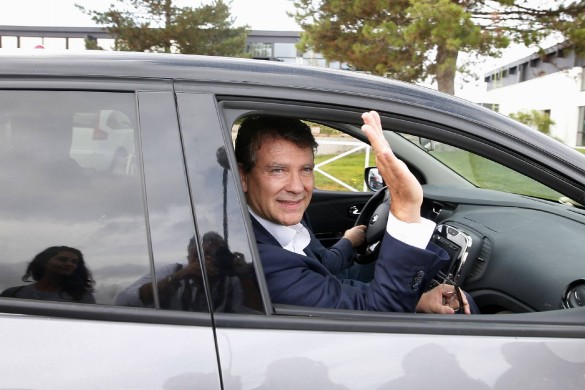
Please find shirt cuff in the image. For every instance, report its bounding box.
[386,212,436,249]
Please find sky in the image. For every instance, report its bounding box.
[0,0,301,30]
[0,0,542,102]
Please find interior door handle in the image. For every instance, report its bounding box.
[349,205,362,216]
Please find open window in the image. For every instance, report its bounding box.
[222,100,585,326]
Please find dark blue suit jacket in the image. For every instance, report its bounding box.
[251,216,449,312]
[303,227,354,275]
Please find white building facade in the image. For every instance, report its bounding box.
[484,44,585,147]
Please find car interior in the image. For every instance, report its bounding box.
[226,104,585,324]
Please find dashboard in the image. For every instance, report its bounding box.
[422,185,585,314]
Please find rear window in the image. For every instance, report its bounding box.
[0,91,147,306]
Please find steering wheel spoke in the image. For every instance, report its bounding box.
[354,187,390,264]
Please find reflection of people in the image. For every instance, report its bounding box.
[115,232,249,312]
[235,112,473,313]
[0,246,95,303]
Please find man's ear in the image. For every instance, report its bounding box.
[237,163,248,193]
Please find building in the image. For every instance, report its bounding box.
[0,25,343,69]
[484,42,585,147]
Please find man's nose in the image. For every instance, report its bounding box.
[286,171,304,193]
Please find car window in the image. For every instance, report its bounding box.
[177,93,266,314]
[0,91,151,307]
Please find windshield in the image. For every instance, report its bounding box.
[401,135,567,202]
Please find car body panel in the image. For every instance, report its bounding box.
[216,326,585,389]
[0,312,221,390]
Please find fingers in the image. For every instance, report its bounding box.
[459,288,471,315]
[417,286,471,315]
[416,289,454,314]
[361,111,391,156]
[344,225,367,247]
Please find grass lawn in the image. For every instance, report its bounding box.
[314,151,375,191]
[314,149,564,201]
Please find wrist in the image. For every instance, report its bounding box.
[390,204,420,223]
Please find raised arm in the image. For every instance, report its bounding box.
[361,111,423,223]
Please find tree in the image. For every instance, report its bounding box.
[509,110,555,135]
[292,0,585,94]
[84,35,104,51]
[76,0,249,56]
[173,2,248,55]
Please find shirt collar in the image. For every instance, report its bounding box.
[249,208,311,255]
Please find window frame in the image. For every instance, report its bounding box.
[213,98,585,338]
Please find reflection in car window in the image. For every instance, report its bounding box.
[179,94,265,314]
[0,91,149,306]
[401,134,565,201]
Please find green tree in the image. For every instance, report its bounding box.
[84,35,104,51]
[173,2,248,55]
[76,0,249,56]
[292,0,585,94]
[509,110,555,136]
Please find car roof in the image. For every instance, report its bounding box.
[1,50,584,174]
[0,50,479,113]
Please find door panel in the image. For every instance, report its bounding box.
[0,313,221,389]
[307,190,372,247]
[0,88,221,389]
[217,326,585,389]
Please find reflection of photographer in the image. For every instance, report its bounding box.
[115,232,250,312]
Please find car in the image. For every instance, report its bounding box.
[0,50,584,389]
[70,109,135,173]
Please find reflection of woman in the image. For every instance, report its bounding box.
[0,246,96,303]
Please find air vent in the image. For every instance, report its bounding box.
[467,237,491,281]
[562,279,585,309]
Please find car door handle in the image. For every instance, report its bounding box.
[349,205,362,216]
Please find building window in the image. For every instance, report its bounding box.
[247,42,273,59]
[481,103,500,112]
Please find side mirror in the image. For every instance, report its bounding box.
[364,167,385,191]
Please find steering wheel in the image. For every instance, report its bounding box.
[354,186,390,264]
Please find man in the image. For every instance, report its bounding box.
[115,232,249,312]
[235,111,472,314]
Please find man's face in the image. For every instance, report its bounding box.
[239,136,314,226]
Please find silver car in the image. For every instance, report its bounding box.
[0,51,584,389]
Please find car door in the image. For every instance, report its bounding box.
[0,83,222,389]
[176,90,585,389]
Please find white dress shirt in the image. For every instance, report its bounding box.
[249,208,311,255]
[249,207,436,253]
